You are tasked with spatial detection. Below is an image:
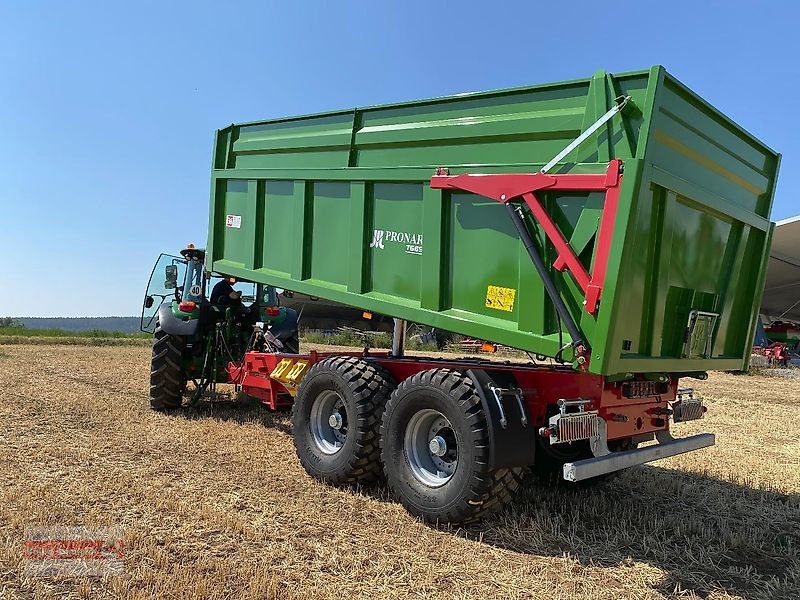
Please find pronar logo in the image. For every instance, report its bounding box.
[369,229,423,255]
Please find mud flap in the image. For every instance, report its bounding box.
[466,369,537,469]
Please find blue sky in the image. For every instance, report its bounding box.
[1,1,797,317]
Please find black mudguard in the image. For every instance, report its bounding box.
[157,303,200,337]
[466,369,537,470]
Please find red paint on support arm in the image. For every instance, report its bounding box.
[429,159,623,316]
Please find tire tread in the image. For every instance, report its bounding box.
[292,356,394,485]
[149,322,186,411]
[381,368,523,524]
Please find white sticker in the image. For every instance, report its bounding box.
[226,214,242,228]
[368,228,423,255]
[190,285,202,296]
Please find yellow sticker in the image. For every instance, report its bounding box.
[485,285,516,312]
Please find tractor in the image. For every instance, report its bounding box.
[140,246,299,410]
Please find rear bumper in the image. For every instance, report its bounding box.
[562,432,716,482]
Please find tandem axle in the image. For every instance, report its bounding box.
[231,347,713,500]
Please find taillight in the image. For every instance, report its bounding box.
[264,306,280,317]
[178,301,197,313]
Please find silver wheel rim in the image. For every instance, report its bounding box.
[309,390,348,455]
[404,408,457,487]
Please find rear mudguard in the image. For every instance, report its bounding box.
[466,369,537,469]
[157,302,200,337]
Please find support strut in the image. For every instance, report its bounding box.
[392,318,407,357]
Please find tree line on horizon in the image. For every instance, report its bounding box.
[1,316,141,333]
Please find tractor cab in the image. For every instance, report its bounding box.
[141,246,207,333]
[141,246,300,386]
[180,245,206,304]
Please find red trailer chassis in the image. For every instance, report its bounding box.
[228,349,711,482]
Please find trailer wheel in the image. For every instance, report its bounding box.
[149,322,187,411]
[292,356,394,485]
[381,369,523,524]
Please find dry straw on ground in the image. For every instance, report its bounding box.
[0,345,797,599]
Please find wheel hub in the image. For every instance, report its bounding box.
[428,435,447,456]
[309,391,348,455]
[404,409,458,487]
[328,412,344,430]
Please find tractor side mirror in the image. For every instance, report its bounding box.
[144,296,154,309]
[165,265,178,289]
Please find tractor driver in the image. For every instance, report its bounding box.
[210,276,242,307]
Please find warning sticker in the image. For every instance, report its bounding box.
[226,215,242,229]
[485,285,516,313]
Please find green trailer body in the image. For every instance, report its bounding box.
[206,65,779,378]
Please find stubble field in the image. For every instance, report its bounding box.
[0,344,798,599]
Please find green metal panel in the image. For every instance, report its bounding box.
[218,179,254,269]
[448,193,520,325]
[261,181,295,276]
[369,183,424,302]
[309,182,351,288]
[207,66,780,377]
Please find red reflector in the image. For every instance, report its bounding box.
[178,301,196,312]
[265,307,280,317]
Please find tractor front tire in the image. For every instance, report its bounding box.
[381,369,523,524]
[292,356,394,485]
[149,323,187,411]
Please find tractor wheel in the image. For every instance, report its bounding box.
[292,356,394,485]
[149,323,187,411]
[381,369,523,524]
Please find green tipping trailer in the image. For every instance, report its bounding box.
[207,65,779,377]
[142,66,781,522]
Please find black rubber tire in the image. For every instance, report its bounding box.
[532,436,591,483]
[149,322,187,411]
[292,356,394,485]
[381,369,523,524]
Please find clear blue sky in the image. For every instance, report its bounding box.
[1,1,797,317]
